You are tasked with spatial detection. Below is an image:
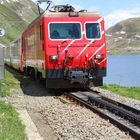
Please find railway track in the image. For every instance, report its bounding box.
[5,66,140,139]
[62,89,140,139]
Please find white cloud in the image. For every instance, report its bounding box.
[71,4,83,11]
[88,6,99,12]
[105,7,140,28]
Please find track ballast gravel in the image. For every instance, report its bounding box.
[6,80,134,140]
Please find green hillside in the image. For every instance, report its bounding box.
[106,17,140,54]
[0,0,38,45]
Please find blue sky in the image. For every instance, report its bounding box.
[33,0,140,28]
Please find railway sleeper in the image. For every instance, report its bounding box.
[88,97,140,126]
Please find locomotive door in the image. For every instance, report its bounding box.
[36,23,45,77]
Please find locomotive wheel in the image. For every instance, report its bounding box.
[24,67,30,77]
[29,68,35,79]
[35,70,42,82]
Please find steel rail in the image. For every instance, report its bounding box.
[88,95,140,126]
[89,89,140,115]
[100,95,140,115]
[63,92,140,139]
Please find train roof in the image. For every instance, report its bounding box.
[24,10,101,32]
[24,3,102,33]
[43,10,100,17]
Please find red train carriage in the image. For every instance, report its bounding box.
[6,5,107,88]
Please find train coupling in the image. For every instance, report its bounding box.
[64,69,90,84]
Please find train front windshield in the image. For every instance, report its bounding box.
[49,23,81,40]
[85,23,101,39]
[49,22,101,40]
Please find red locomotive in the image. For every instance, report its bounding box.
[5,4,107,88]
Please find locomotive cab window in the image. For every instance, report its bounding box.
[85,23,101,39]
[49,23,81,40]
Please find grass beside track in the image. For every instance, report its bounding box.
[0,102,26,140]
[0,69,28,140]
[0,70,19,97]
[0,69,30,97]
[101,84,140,100]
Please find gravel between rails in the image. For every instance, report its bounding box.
[92,87,140,110]
[5,80,134,140]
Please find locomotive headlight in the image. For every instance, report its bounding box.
[95,54,104,60]
[49,55,59,61]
